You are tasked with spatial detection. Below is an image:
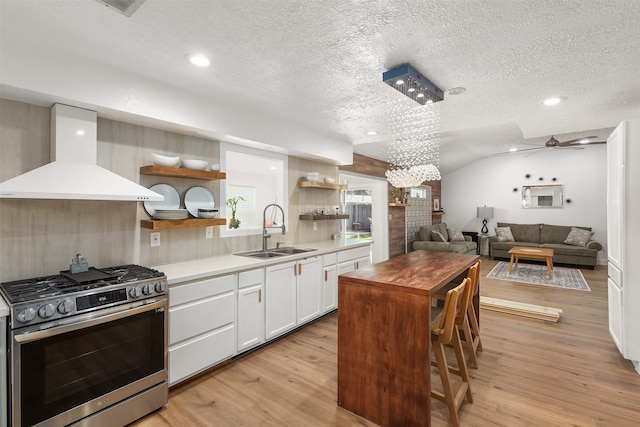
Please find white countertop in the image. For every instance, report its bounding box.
[152,239,371,285]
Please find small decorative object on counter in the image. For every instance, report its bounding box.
[70,253,89,274]
[226,196,245,229]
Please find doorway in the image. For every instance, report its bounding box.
[339,173,389,263]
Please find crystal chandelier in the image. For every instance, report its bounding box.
[384,89,442,187]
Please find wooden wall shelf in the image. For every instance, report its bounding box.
[140,165,226,180]
[432,211,446,216]
[141,218,226,230]
[297,181,347,190]
[388,203,410,207]
[299,214,350,221]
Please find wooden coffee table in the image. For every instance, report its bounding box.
[508,246,555,279]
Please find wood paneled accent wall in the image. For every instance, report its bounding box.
[339,153,442,258]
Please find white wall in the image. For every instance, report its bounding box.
[442,146,608,264]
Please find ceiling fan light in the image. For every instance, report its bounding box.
[578,139,590,144]
[543,97,562,106]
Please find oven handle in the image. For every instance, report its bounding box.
[13,298,167,343]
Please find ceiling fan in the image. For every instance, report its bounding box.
[495,135,606,156]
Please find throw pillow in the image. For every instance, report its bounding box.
[495,226,515,242]
[431,230,447,242]
[448,228,465,242]
[564,227,594,247]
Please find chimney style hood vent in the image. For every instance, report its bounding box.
[0,104,163,201]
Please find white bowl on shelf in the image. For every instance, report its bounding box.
[182,159,209,170]
[306,172,319,182]
[151,153,180,167]
[323,177,335,184]
[210,163,221,172]
[198,208,219,219]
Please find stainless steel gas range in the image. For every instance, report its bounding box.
[0,260,168,427]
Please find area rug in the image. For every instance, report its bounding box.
[487,261,590,291]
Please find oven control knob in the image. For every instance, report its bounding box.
[38,303,56,318]
[17,307,37,323]
[142,284,153,295]
[155,281,167,293]
[58,299,74,314]
[129,286,142,298]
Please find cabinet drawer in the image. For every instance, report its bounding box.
[239,268,263,289]
[323,253,337,265]
[170,291,234,345]
[169,274,234,307]
[169,324,235,385]
[338,246,370,263]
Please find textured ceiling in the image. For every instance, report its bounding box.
[1,0,639,174]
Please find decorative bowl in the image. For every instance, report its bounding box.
[198,208,219,219]
[323,177,335,184]
[306,172,320,182]
[152,153,180,167]
[182,159,209,170]
[210,163,222,172]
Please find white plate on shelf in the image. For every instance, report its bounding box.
[184,186,216,217]
[144,184,180,217]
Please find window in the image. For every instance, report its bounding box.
[220,142,288,237]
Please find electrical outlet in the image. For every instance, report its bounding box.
[205,226,213,239]
[150,232,160,247]
[313,221,318,231]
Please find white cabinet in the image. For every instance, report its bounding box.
[296,256,322,324]
[322,253,338,312]
[337,245,371,276]
[237,269,264,353]
[168,274,235,385]
[265,262,297,340]
[265,256,323,340]
[607,119,640,372]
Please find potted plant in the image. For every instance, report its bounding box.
[226,196,245,229]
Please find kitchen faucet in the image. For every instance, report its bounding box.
[263,203,286,251]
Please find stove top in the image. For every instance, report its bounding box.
[0,264,165,304]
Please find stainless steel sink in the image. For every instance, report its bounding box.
[234,250,286,259]
[234,247,316,258]
[271,247,316,255]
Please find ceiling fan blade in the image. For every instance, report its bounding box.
[557,136,599,146]
[492,146,544,156]
[561,140,606,147]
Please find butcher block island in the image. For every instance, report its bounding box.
[337,251,480,427]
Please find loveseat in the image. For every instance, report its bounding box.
[489,222,603,268]
[413,223,477,254]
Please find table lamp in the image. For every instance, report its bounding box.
[477,206,494,235]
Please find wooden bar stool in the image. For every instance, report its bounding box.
[431,278,473,427]
[433,261,482,368]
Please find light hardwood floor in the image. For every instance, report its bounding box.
[133,258,640,426]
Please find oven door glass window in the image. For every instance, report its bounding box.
[17,307,165,426]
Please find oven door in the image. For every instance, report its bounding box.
[10,298,167,427]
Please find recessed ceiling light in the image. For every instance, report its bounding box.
[365,130,378,136]
[510,148,518,152]
[578,138,590,144]
[543,97,562,106]
[446,87,466,96]
[189,54,210,67]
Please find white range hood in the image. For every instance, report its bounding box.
[0,104,163,201]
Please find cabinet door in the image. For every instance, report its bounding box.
[296,257,322,324]
[237,283,264,352]
[323,263,337,312]
[338,261,356,277]
[607,122,625,270]
[265,262,296,340]
[355,255,371,270]
[608,277,624,354]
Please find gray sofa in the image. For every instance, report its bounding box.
[489,222,603,268]
[413,223,477,254]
